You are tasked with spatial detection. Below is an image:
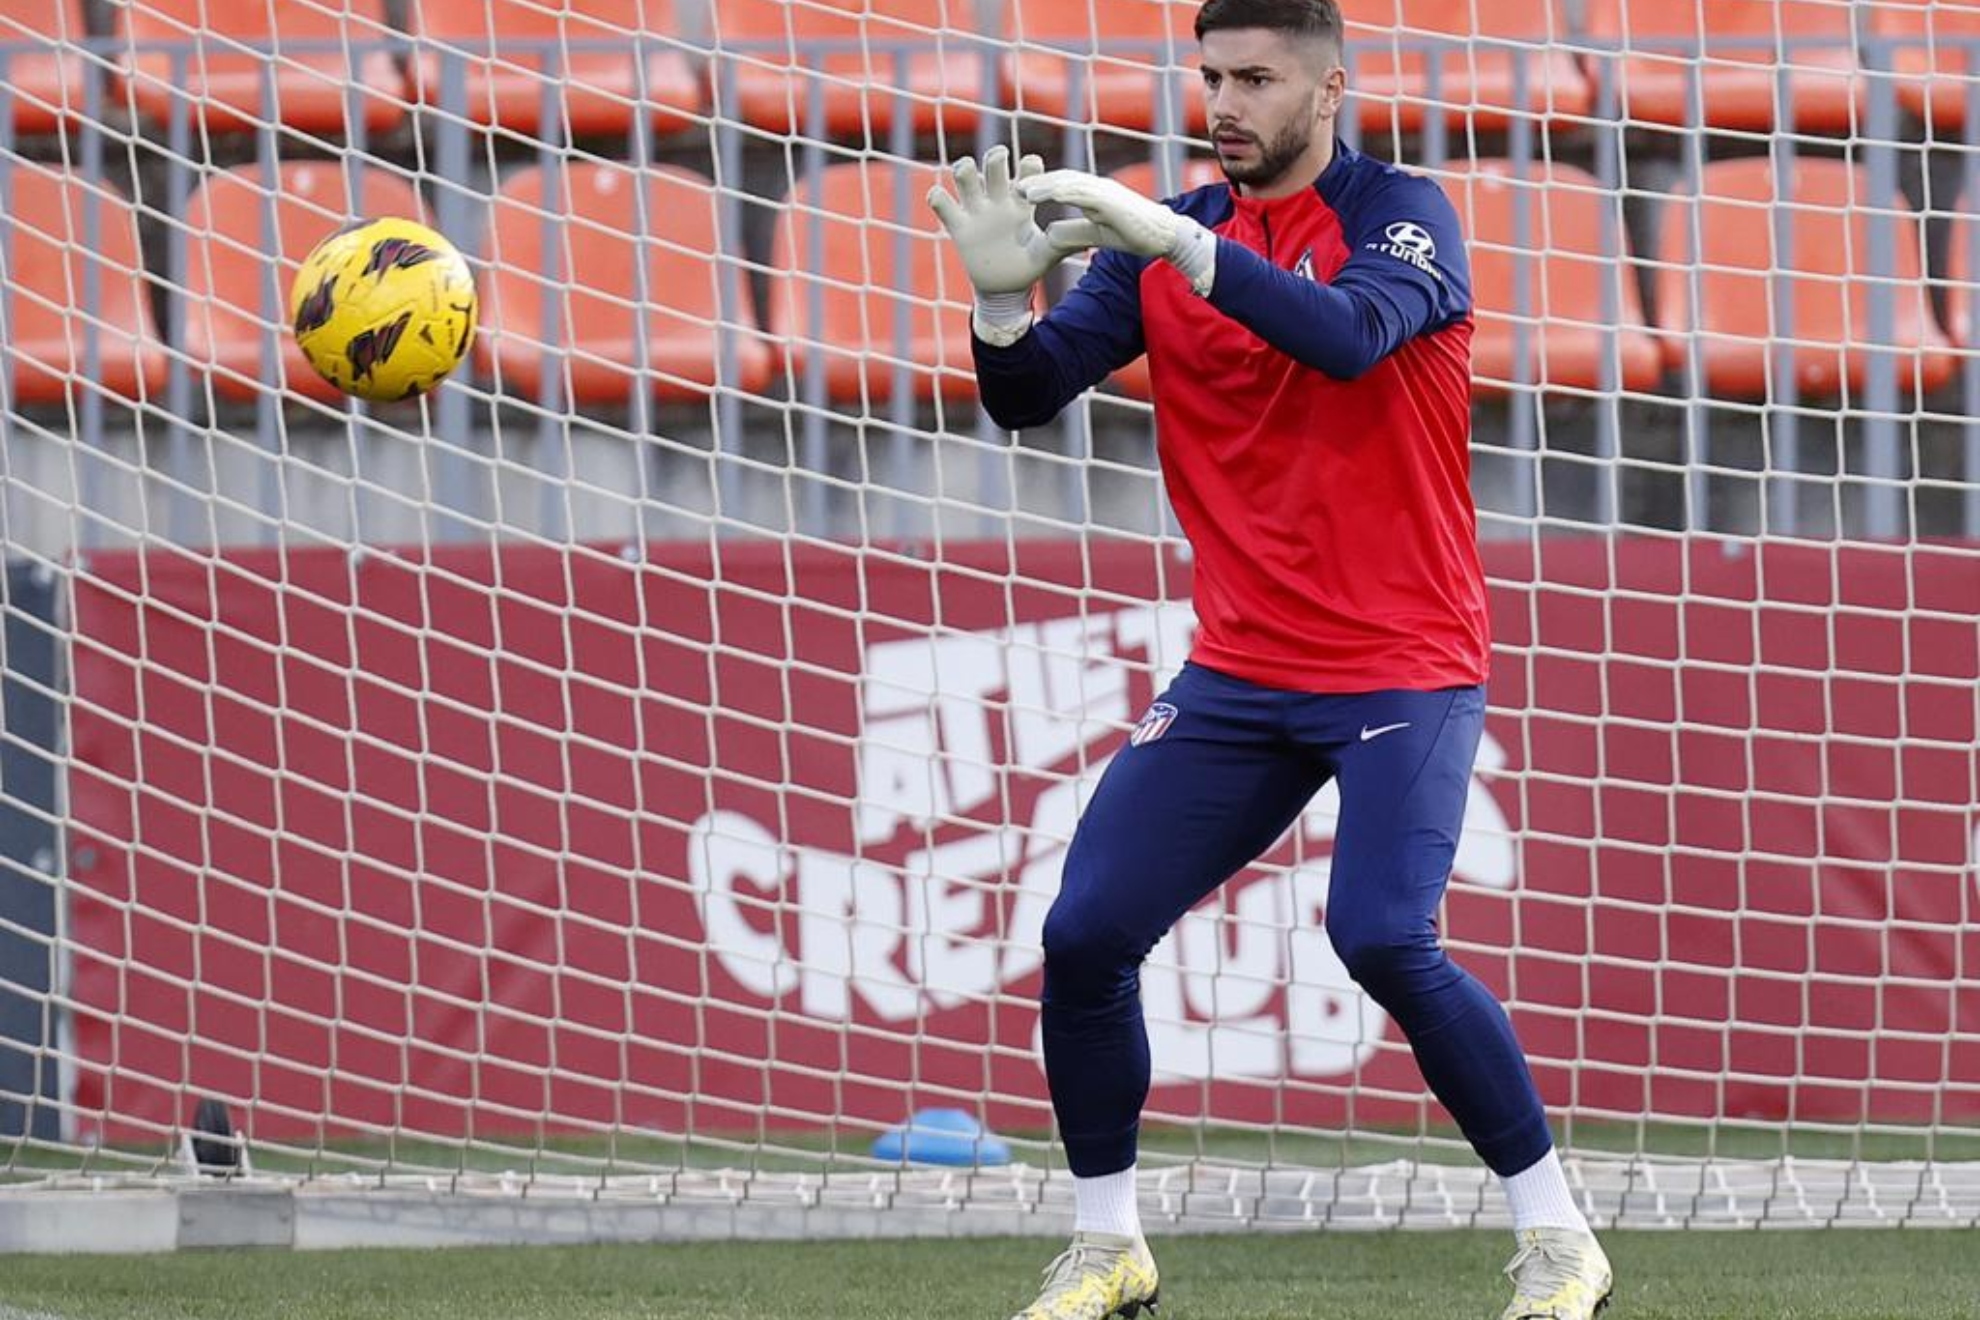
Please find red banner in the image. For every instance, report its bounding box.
[66,537,1980,1142]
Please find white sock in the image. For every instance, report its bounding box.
[1500,1148,1591,1234]
[1072,1166,1143,1238]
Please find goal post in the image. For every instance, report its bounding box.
[2,0,1978,1248]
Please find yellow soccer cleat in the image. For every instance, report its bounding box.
[1500,1227,1613,1319]
[1011,1231,1160,1320]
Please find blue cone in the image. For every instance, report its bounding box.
[871,1107,1012,1167]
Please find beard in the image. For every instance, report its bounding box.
[1215,92,1323,191]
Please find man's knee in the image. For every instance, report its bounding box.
[1041,898,1144,1005]
[1327,911,1447,1000]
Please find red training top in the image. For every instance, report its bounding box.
[974,141,1489,693]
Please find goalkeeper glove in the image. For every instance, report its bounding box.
[1017,169,1218,298]
[927,145,1090,347]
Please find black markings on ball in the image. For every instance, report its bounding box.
[346,310,413,381]
[362,236,440,279]
[292,274,338,335]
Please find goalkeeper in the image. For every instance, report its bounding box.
[928,2,1611,1318]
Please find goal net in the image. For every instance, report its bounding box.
[1,0,1976,1247]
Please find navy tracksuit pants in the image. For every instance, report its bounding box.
[1041,661,1553,1179]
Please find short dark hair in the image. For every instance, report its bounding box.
[1194,0,1344,50]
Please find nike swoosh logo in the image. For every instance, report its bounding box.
[1359,722,1412,742]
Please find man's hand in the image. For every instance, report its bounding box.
[927,145,1063,295]
[928,146,1090,345]
[1017,169,1218,297]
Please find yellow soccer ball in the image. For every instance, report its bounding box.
[289,216,477,402]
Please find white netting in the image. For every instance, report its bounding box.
[0,0,1976,1242]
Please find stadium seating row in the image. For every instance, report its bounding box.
[2,154,1967,412]
[1,0,1974,141]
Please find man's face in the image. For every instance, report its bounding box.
[1198,27,1344,190]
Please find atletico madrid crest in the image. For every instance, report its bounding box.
[1130,702,1178,747]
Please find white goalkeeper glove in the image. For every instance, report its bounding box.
[1017,169,1218,298]
[927,145,1090,347]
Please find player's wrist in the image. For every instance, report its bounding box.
[972,289,1034,347]
[1163,218,1216,298]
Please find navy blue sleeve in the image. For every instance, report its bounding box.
[1206,171,1472,381]
[971,247,1148,431]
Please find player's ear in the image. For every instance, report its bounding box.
[1319,61,1346,122]
[1301,32,1347,124]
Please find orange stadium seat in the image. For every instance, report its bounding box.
[1581,0,1859,133]
[181,162,427,402]
[1349,0,1590,133]
[2,164,167,405]
[0,0,87,132]
[406,0,701,138]
[478,161,773,404]
[767,159,981,403]
[1870,0,1980,132]
[116,0,404,136]
[1002,0,1204,134]
[1654,158,1954,399]
[1105,158,1225,400]
[1446,160,1663,394]
[709,0,988,138]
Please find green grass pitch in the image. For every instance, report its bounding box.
[3,1230,1977,1319]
